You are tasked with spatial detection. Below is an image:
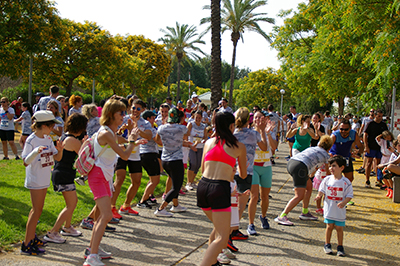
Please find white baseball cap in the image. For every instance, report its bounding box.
[32,110,62,124]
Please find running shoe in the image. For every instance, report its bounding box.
[149,195,158,205]
[217,253,231,264]
[154,208,173,217]
[211,261,223,266]
[230,229,248,240]
[185,183,194,191]
[356,167,364,172]
[299,212,318,221]
[271,158,275,165]
[259,215,270,229]
[324,243,333,254]
[108,217,120,224]
[33,234,47,247]
[170,204,187,213]
[274,216,294,226]
[15,155,21,160]
[105,225,116,232]
[227,238,239,252]
[337,245,345,257]
[84,246,112,259]
[83,254,105,266]
[20,240,45,255]
[346,201,355,206]
[43,231,66,244]
[137,201,152,209]
[370,171,376,176]
[2,157,9,160]
[60,226,82,237]
[81,218,94,230]
[247,224,257,235]
[365,181,371,188]
[112,206,123,219]
[315,208,324,215]
[375,181,384,187]
[222,248,236,259]
[179,189,186,195]
[119,206,139,216]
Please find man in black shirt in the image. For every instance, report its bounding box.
[363,109,388,188]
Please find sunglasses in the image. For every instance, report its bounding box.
[120,111,126,116]
[0,101,5,103]
[339,128,350,131]
[132,106,142,111]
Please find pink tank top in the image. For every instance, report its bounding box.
[204,139,236,168]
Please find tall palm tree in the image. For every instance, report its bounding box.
[210,0,223,109]
[201,0,275,106]
[159,22,205,101]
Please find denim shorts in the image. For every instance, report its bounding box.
[53,183,76,192]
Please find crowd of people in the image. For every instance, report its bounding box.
[0,85,397,266]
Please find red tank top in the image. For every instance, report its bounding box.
[204,138,236,168]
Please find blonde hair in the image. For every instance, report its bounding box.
[82,104,97,119]
[235,107,250,128]
[318,135,333,151]
[297,114,311,127]
[47,100,61,118]
[1,97,9,103]
[100,99,126,126]
[69,95,82,106]
[382,130,394,141]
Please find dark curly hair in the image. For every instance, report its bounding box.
[65,113,88,134]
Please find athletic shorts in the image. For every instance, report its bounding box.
[158,150,162,159]
[287,159,309,188]
[115,157,142,174]
[22,133,30,136]
[197,177,231,210]
[88,165,111,200]
[234,174,252,193]
[53,183,76,192]
[287,137,295,143]
[252,165,272,188]
[342,157,353,173]
[324,218,345,227]
[365,149,382,159]
[0,130,14,141]
[140,153,160,176]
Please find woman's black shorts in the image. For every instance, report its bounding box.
[140,153,160,176]
[115,157,142,174]
[197,177,230,210]
[287,159,309,188]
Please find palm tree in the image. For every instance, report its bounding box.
[210,0,223,109]
[201,0,275,106]
[159,22,205,101]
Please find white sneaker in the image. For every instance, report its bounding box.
[44,231,66,244]
[84,246,112,259]
[83,254,105,266]
[223,248,236,259]
[60,226,82,237]
[185,183,194,191]
[170,204,187,213]
[217,252,231,264]
[154,208,173,217]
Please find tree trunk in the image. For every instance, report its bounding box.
[176,56,182,102]
[338,96,345,116]
[167,75,171,97]
[229,32,240,107]
[65,79,74,97]
[210,0,222,110]
[129,82,136,95]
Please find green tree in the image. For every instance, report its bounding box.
[33,19,116,96]
[202,0,274,107]
[159,22,205,101]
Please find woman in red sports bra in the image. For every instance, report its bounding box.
[197,111,247,266]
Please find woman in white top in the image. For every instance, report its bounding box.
[46,100,64,145]
[83,99,146,266]
[185,110,207,190]
[0,97,20,159]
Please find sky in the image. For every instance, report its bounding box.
[55,0,305,72]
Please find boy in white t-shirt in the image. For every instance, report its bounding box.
[315,155,353,257]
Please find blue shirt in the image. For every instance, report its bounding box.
[329,130,356,158]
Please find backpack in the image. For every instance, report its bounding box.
[74,132,108,176]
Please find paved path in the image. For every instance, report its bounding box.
[1,143,399,265]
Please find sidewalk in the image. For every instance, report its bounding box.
[0,143,399,265]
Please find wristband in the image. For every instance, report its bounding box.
[129,140,136,144]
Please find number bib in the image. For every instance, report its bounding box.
[254,150,270,163]
[1,119,9,127]
[40,152,54,168]
[131,145,139,154]
[326,186,344,201]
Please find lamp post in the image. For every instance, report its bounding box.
[280,89,285,115]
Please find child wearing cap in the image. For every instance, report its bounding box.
[20,110,64,255]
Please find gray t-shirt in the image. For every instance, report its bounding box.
[0,107,15,131]
[86,117,101,138]
[234,128,261,175]
[291,146,330,174]
[21,111,32,135]
[38,96,62,114]
[188,122,206,149]
[140,126,158,154]
[157,124,188,161]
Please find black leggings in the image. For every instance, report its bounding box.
[162,160,184,203]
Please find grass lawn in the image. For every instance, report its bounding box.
[0,159,178,250]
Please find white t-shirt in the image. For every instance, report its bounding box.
[0,107,15,131]
[319,175,353,222]
[22,134,58,189]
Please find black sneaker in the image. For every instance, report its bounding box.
[337,245,345,256]
[230,229,248,240]
[108,217,120,224]
[271,158,276,165]
[324,243,333,254]
[137,201,152,209]
[370,171,376,176]
[33,234,47,247]
[105,225,116,232]
[2,157,9,160]
[21,240,45,255]
[365,180,371,188]
[15,156,21,160]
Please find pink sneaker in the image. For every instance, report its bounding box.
[315,208,324,215]
[274,216,294,226]
[179,189,186,195]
